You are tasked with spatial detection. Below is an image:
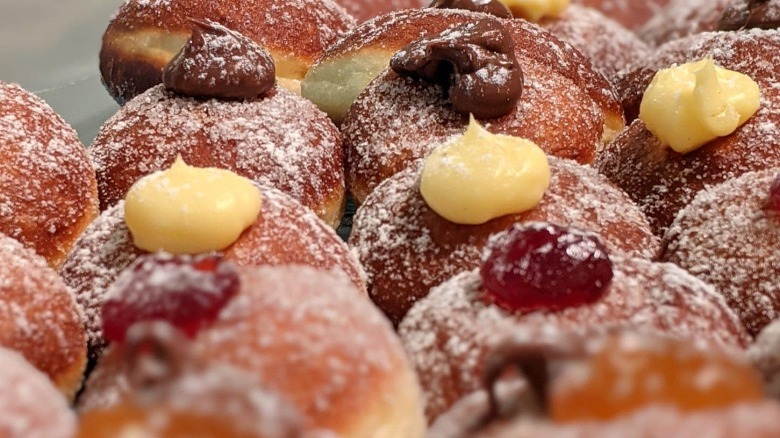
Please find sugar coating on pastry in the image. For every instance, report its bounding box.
[0,82,98,268]
[335,0,429,22]
[351,158,660,324]
[90,85,345,227]
[101,0,355,102]
[541,4,649,83]
[302,8,490,124]
[399,258,749,420]
[602,29,780,236]
[0,348,76,438]
[663,168,780,336]
[60,185,366,356]
[79,266,426,438]
[640,0,730,46]
[343,18,623,203]
[0,234,87,399]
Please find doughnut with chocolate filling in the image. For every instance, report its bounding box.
[100,0,355,103]
[91,21,346,227]
[342,17,624,203]
[640,0,780,47]
[0,81,98,268]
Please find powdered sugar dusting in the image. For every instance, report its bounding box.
[0,234,86,393]
[351,157,658,323]
[0,82,96,266]
[663,168,780,336]
[195,266,410,426]
[601,29,780,236]
[90,85,343,221]
[471,401,780,436]
[541,5,649,83]
[61,185,364,357]
[0,348,75,438]
[343,18,621,200]
[399,257,748,419]
[640,0,730,46]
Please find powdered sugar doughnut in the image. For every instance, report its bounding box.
[572,0,671,31]
[90,85,345,227]
[663,169,780,336]
[598,30,780,236]
[399,257,749,420]
[302,8,487,124]
[60,184,365,358]
[342,18,624,203]
[0,347,76,438]
[100,0,355,103]
[0,81,98,268]
[351,158,659,325]
[0,233,87,399]
[540,5,649,83]
[640,0,730,46]
[79,265,426,438]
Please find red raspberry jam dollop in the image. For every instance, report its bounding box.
[480,223,613,312]
[102,253,240,342]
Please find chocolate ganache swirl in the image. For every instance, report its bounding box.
[719,0,780,31]
[390,18,523,119]
[163,19,276,100]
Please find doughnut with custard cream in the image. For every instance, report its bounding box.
[599,29,780,236]
[351,156,659,325]
[100,0,355,103]
[0,81,98,268]
[60,179,365,358]
[0,233,87,400]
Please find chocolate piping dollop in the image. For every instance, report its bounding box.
[163,19,276,100]
[719,0,780,31]
[390,18,523,119]
[430,0,513,19]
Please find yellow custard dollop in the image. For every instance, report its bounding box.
[420,116,550,225]
[124,156,262,254]
[639,58,761,154]
[498,0,569,21]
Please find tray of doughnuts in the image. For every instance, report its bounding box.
[1,0,779,436]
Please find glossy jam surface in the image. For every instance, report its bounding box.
[480,223,613,313]
[102,254,240,342]
[550,333,764,422]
